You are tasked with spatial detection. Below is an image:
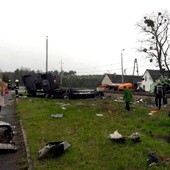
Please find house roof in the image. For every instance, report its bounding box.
[106,74,142,84]
[145,69,170,81]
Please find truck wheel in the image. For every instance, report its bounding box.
[62,93,70,99]
[45,93,50,98]
[95,91,104,98]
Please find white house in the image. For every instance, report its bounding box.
[140,69,170,92]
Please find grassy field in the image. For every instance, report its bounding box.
[16,96,170,170]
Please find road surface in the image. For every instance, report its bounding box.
[0,91,26,170]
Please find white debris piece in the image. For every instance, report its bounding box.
[108,130,123,139]
[114,97,124,102]
[51,114,63,118]
[128,132,141,142]
[96,114,103,117]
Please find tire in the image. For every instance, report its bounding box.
[62,93,70,99]
[95,91,104,98]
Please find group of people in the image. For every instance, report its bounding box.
[123,82,168,111]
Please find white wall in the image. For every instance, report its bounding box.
[101,75,113,85]
[141,70,154,92]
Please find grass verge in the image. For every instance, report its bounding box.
[16,97,170,169]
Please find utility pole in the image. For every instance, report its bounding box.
[60,59,63,87]
[133,58,139,76]
[121,49,125,84]
[46,36,48,73]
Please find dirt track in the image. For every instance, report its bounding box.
[0,91,27,170]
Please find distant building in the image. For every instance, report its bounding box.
[101,74,142,86]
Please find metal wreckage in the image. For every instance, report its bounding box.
[22,73,104,99]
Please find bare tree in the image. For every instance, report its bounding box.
[137,10,170,76]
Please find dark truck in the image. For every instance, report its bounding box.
[22,73,104,99]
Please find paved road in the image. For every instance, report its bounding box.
[0,91,26,170]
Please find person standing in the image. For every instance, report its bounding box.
[0,80,6,112]
[0,91,4,112]
[162,82,168,107]
[154,83,163,110]
[123,87,132,111]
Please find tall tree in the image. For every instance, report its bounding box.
[137,10,170,76]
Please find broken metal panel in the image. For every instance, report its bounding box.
[0,121,11,126]
[0,121,17,153]
[38,141,71,159]
[0,143,17,153]
[0,121,14,143]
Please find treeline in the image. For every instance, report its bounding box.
[62,74,103,89]
[0,67,104,89]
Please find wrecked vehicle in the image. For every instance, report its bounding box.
[22,73,104,99]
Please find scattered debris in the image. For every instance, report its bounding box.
[0,121,17,153]
[151,110,157,113]
[0,143,17,153]
[114,97,124,102]
[38,141,71,159]
[29,99,33,102]
[168,111,170,117]
[60,103,70,107]
[136,98,143,103]
[74,102,83,106]
[128,132,141,143]
[148,110,158,116]
[0,121,15,143]
[51,114,63,118]
[139,98,143,102]
[147,150,159,167]
[96,114,103,116]
[108,130,125,143]
[61,107,66,110]
[148,112,153,116]
[19,95,27,99]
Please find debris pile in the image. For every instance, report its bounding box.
[108,130,141,143]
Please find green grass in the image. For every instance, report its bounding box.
[16,97,170,170]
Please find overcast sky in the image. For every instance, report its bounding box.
[0,0,169,75]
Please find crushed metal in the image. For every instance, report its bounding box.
[0,121,17,153]
[38,141,71,159]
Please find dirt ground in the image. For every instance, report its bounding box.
[0,91,27,170]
